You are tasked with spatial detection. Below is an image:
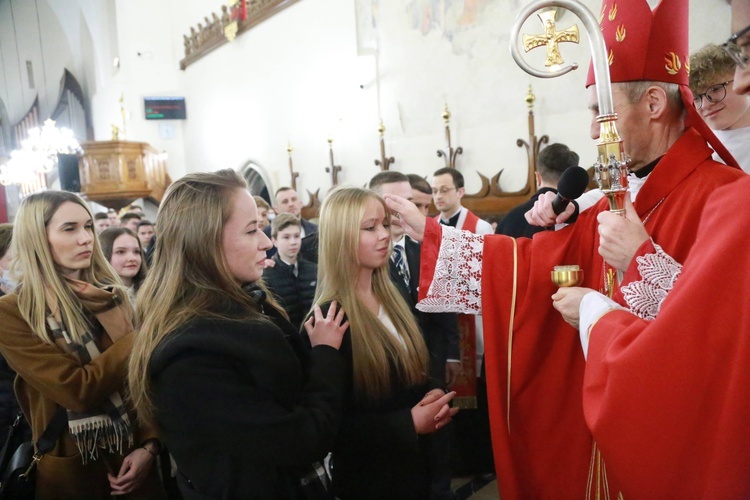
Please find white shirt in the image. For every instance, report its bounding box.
[577,292,624,359]
[712,127,750,173]
[573,171,650,217]
[378,306,406,348]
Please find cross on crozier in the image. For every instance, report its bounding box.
[522,10,580,67]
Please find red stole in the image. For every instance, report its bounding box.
[422,128,745,498]
[462,210,480,232]
[435,209,480,408]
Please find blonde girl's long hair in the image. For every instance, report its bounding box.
[314,186,429,402]
[12,191,131,345]
[129,169,282,427]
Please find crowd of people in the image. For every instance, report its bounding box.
[0,169,472,499]
[0,0,747,498]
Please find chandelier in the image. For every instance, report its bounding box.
[0,119,82,187]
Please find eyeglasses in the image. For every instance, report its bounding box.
[722,24,750,70]
[431,187,457,196]
[693,81,733,109]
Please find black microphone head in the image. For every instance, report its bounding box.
[557,166,591,200]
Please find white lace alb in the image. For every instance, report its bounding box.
[621,241,682,320]
[416,226,485,314]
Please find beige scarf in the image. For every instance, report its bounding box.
[46,278,133,464]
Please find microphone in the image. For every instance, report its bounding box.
[551,166,591,215]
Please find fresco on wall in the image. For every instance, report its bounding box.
[356,0,523,58]
[404,0,523,57]
[410,1,504,52]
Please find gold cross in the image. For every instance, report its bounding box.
[522,10,580,67]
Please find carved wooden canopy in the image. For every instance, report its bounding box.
[181,0,301,70]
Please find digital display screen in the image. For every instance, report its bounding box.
[144,97,187,120]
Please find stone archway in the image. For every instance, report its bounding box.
[240,159,273,205]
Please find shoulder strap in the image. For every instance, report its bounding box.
[35,406,67,455]
[0,413,24,469]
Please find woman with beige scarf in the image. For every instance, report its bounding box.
[0,191,163,498]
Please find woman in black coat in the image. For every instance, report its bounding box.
[129,170,348,499]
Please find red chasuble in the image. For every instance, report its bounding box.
[420,128,744,498]
[583,175,750,497]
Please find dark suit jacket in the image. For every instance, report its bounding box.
[495,187,556,238]
[389,237,460,382]
[496,187,580,238]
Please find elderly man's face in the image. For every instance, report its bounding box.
[587,84,651,172]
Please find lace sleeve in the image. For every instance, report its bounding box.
[620,241,682,321]
[416,226,484,314]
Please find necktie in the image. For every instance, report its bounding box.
[392,245,410,291]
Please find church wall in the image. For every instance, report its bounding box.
[174,0,373,198]
[150,0,731,202]
[87,0,189,178]
[0,0,735,208]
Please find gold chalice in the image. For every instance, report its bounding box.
[551,265,583,287]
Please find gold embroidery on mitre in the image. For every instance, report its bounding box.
[599,3,607,24]
[615,23,626,42]
[608,49,614,65]
[684,56,690,75]
[608,3,617,21]
[664,52,681,75]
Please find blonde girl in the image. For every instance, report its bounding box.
[314,186,457,500]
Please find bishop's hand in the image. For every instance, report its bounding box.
[552,287,596,329]
[383,194,426,242]
[597,196,649,272]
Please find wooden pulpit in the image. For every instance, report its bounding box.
[79,141,171,208]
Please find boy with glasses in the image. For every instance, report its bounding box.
[690,43,750,169]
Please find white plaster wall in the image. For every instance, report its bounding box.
[162,0,731,199]
[176,0,375,199]
[87,0,189,177]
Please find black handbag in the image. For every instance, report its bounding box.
[0,414,28,474]
[0,406,67,500]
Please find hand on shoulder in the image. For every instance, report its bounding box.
[304,300,348,350]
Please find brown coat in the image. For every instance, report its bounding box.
[0,293,162,499]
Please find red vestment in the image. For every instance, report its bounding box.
[419,128,745,498]
[583,175,750,497]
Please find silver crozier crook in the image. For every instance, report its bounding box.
[510,0,628,295]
